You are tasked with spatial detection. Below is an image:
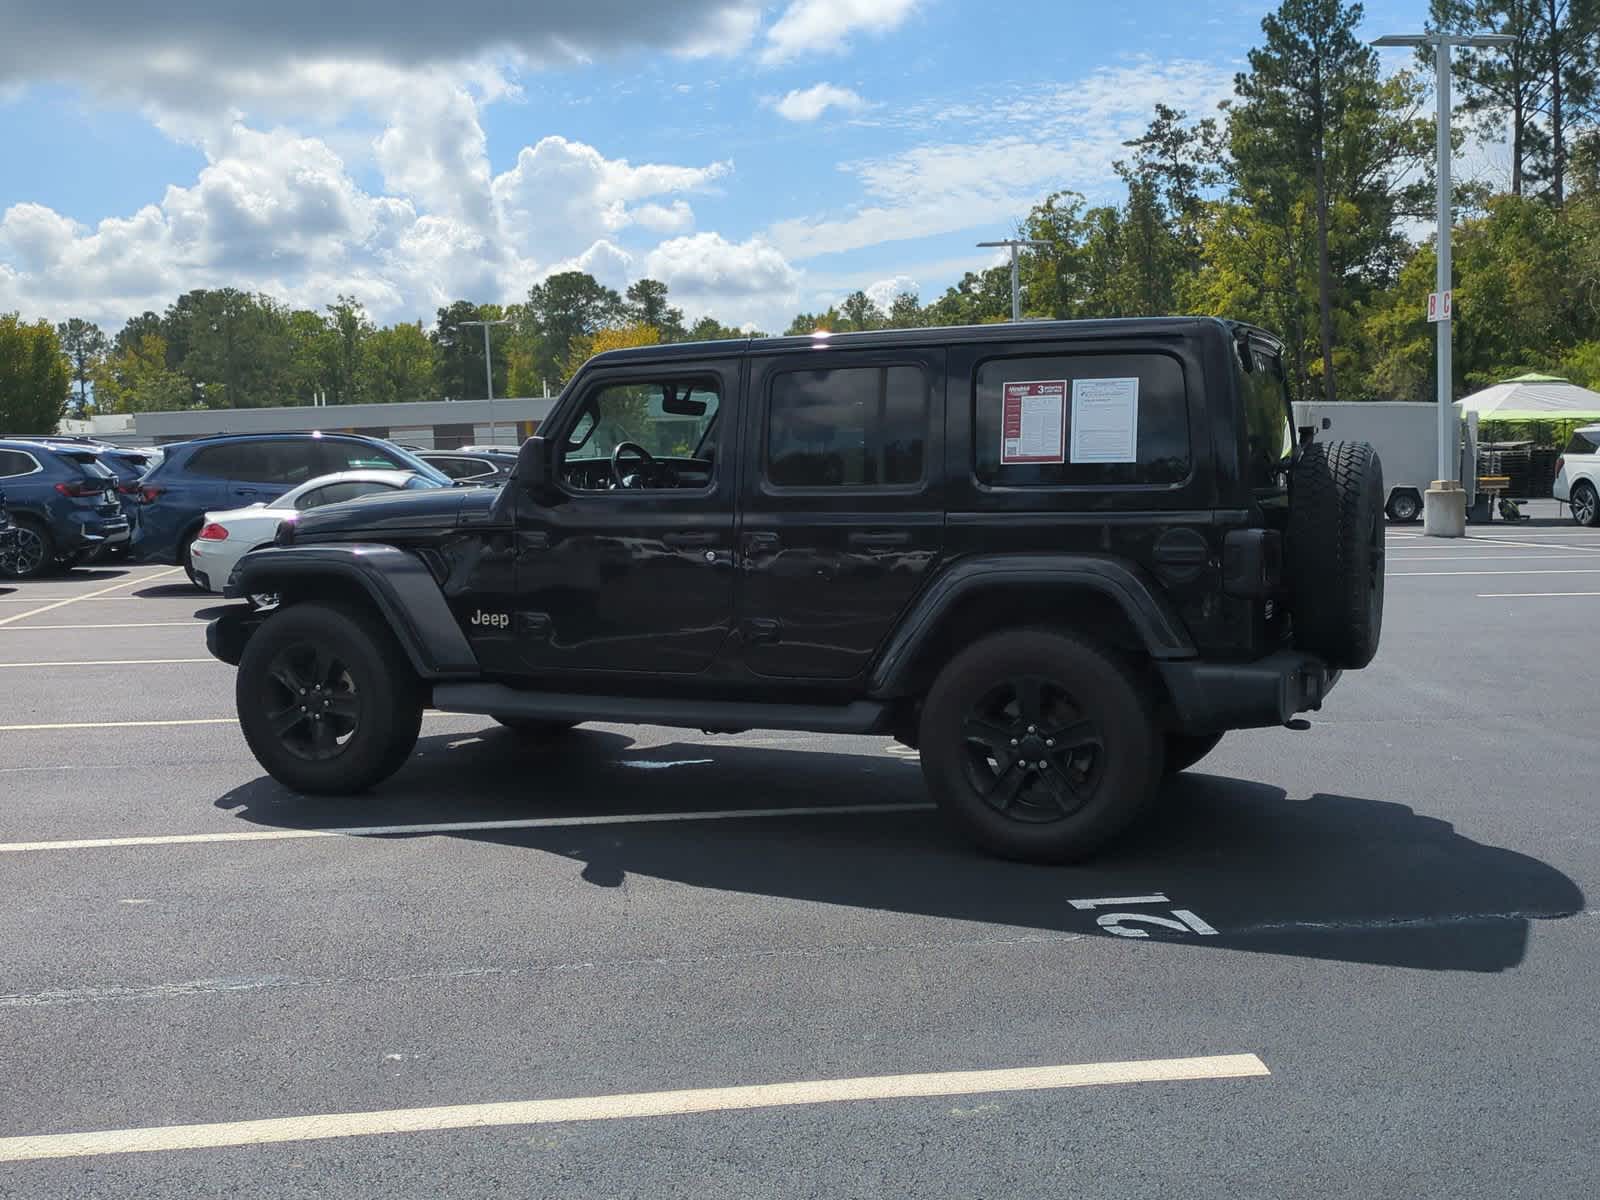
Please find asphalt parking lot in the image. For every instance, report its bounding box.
[1,513,1597,1199]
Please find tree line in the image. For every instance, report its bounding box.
[2,0,1597,435]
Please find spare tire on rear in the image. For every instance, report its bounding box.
[1286,440,1385,669]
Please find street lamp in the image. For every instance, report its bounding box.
[976,239,1052,322]
[1373,30,1515,536]
[458,318,513,445]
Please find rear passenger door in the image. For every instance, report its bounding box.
[737,348,945,680]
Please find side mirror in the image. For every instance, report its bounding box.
[516,436,560,503]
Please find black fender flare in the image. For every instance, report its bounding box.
[224,543,479,679]
[868,554,1196,697]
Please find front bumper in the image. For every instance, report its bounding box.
[1159,652,1341,735]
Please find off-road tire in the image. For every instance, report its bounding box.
[1164,731,1224,775]
[1287,440,1385,669]
[918,630,1163,864]
[237,602,424,794]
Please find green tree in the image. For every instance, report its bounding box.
[624,278,686,341]
[169,289,295,408]
[55,318,107,417]
[431,301,510,401]
[839,290,888,331]
[1234,0,1381,401]
[0,314,70,433]
[685,315,747,341]
[365,322,437,405]
[89,333,191,414]
[887,291,925,327]
[784,308,843,335]
[326,295,374,404]
[520,272,623,385]
[114,312,162,355]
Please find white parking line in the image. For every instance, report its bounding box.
[0,622,199,631]
[1476,591,1600,598]
[1385,554,1600,562]
[0,802,937,854]
[0,567,183,628]
[0,1053,1268,1162]
[0,717,237,732]
[1388,568,1600,577]
[0,659,214,669]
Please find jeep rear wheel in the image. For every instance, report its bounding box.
[237,603,423,794]
[1287,440,1385,669]
[918,630,1162,863]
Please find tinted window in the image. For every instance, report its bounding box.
[0,450,40,478]
[188,442,274,482]
[767,366,927,488]
[1240,347,1294,493]
[295,480,397,510]
[429,456,487,479]
[316,441,407,473]
[974,353,1190,487]
[1564,430,1600,455]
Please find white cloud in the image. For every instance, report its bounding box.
[761,0,920,64]
[772,83,867,122]
[768,58,1235,261]
[643,232,799,298]
[492,136,729,261]
[865,274,919,309]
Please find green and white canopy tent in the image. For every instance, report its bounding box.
[1458,374,1600,421]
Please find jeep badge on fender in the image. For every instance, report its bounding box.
[208,317,1381,865]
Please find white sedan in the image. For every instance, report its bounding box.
[188,470,441,593]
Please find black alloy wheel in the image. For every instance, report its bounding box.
[261,641,363,762]
[959,677,1104,824]
[0,522,52,579]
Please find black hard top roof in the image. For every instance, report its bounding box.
[586,316,1279,367]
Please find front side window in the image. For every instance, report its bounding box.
[766,365,927,488]
[974,353,1190,487]
[564,380,720,464]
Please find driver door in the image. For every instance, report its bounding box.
[507,358,740,676]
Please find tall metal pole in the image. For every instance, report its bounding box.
[1435,40,1454,484]
[977,239,1051,322]
[1009,244,1021,323]
[480,320,496,445]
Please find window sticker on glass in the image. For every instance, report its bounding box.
[1000,380,1066,464]
[1070,377,1139,464]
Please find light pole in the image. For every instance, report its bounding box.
[977,239,1052,322]
[1374,30,1515,536]
[459,317,512,445]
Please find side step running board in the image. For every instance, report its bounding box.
[431,683,893,736]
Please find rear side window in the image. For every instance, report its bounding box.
[0,450,41,478]
[766,365,928,488]
[188,442,274,482]
[1239,346,1294,493]
[1564,430,1600,455]
[973,353,1190,486]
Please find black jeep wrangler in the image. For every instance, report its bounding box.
[207,318,1383,863]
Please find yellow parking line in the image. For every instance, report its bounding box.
[0,1054,1269,1162]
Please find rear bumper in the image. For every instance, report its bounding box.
[64,514,131,552]
[1159,652,1341,735]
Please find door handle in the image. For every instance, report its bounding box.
[847,530,912,547]
[663,531,718,548]
[741,531,780,552]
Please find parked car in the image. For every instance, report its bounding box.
[0,486,16,565]
[209,317,1384,864]
[1553,424,1600,526]
[132,432,453,584]
[0,439,131,578]
[419,448,519,483]
[188,470,443,593]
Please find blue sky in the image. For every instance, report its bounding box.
[0,0,1446,335]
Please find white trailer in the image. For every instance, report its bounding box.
[1292,401,1478,523]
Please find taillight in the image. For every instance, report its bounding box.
[138,485,165,504]
[198,523,230,541]
[1556,456,1565,475]
[54,481,101,498]
[117,482,140,495]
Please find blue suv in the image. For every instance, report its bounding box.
[132,433,453,583]
[0,440,131,578]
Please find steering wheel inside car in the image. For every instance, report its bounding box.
[610,441,656,488]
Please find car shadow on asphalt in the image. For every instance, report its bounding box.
[132,583,206,599]
[213,727,1585,975]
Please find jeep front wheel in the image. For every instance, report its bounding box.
[918,630,1163,863]
[237,603,424,794]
